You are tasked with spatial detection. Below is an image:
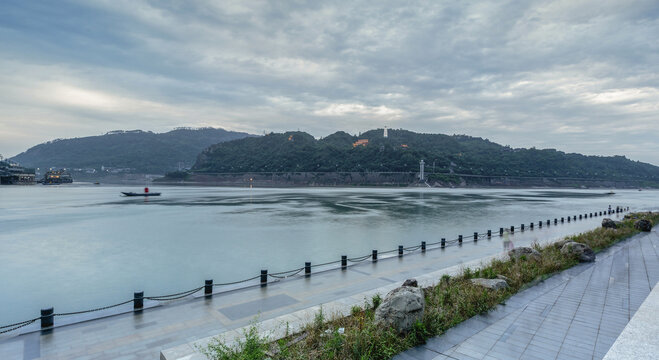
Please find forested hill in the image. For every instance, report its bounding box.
[11,128,253,174]
[192,129,659,181]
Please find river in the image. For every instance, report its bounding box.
[0,185,656,325]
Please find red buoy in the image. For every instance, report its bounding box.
[144,187,149,193]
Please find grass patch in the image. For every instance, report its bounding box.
[202,212,658,360]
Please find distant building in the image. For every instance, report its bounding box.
[353,139,369,147]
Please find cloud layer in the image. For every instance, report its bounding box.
[1,0,658,164]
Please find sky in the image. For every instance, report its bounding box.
[1,0,658,165]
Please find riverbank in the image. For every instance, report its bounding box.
[156,172,656,189]
[195,212,659,360]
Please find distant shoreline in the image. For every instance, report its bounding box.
[153,171,655,189]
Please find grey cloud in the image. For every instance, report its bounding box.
[0,0,657,165]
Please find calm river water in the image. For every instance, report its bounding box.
[1,185,657,324]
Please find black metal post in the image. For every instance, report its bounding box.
[474,232,478,241]
[441,238,446,248]
[499,227,504,236]
[510,225,514,233]
[260,270,267,287]
[539,221,542,228]
[530,222,534,229]
[133,291,143,310]
[554,218,558,225]
[341,255,347,270]
[398,245,403,257]
[205,280,213,296]
[40,307,54,328]
[561,217,564,223]
[421,241,426,252]
[305,262,311,277]
[487,230,492,237]
[521,224,525,231]
[458,235,463,244]
[372,250,378,262]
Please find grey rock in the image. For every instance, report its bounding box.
[602,218,617,229]
[508,247,542,261]
[374,286,425,333]
[634,219,652,232]
[496,274,511,283]
[471,278,509,290]
[553,239,571,249]
[402,278,418,287]
[560,241,596,262]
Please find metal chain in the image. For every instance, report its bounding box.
[53,299,134,316]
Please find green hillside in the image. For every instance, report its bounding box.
[192,129,659,182]
[11,127,252,174]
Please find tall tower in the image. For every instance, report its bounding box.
[383,126,388,138]
[419,160,425,180]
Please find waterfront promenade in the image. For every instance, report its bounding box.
[0,214,647,360]
[395,227,659,360]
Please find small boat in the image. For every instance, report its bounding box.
[606,190,615,195]
[121,192,161,197]
[121,187,160,197]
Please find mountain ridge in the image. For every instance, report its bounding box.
[11,127,254,174]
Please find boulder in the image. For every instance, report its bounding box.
[374,285,425,333]
[471,278,508,290]
[402,278,418,287]
[634,219,652,232]
[508,247,541,261]
[602,218,617,229]
[553,239,571,249]
[560,242,596,262]
[496,274,511,283]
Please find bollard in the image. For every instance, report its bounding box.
[341,255,347,270]
[561,217,564,223]
[441,238,446,248]
[521,224,525,231]
[547,220,550,226]
[487,229,492,237]
[398,245,403,257]
[499,227,504,236]
[574,216,577,221]
[372,250,378,262]
[205,280,213,296]
[458,235,463,244]
[554,218,558,225]
[260,270,268,287]
[539,221,542,228]
[40,307,54,328]
[474,232,478,241]
[510,225,514,233]
[421,241,426,252]
[579,214,582,219]
[134,291,143,310]
[305,262,311,277]
[530,222,534,229]
[568,216,571,222]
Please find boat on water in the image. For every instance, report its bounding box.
[42,169,73,185]
[606,190,615,195]
[121,187,160,197]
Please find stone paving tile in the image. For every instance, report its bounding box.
[395,229,659,360]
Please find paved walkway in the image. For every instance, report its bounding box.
[0,214,628,360]
[394,227,659,360]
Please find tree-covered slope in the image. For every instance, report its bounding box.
[192,129,659,181]
[11,127,253,174]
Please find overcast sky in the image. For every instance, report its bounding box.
[1,0,658,164]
